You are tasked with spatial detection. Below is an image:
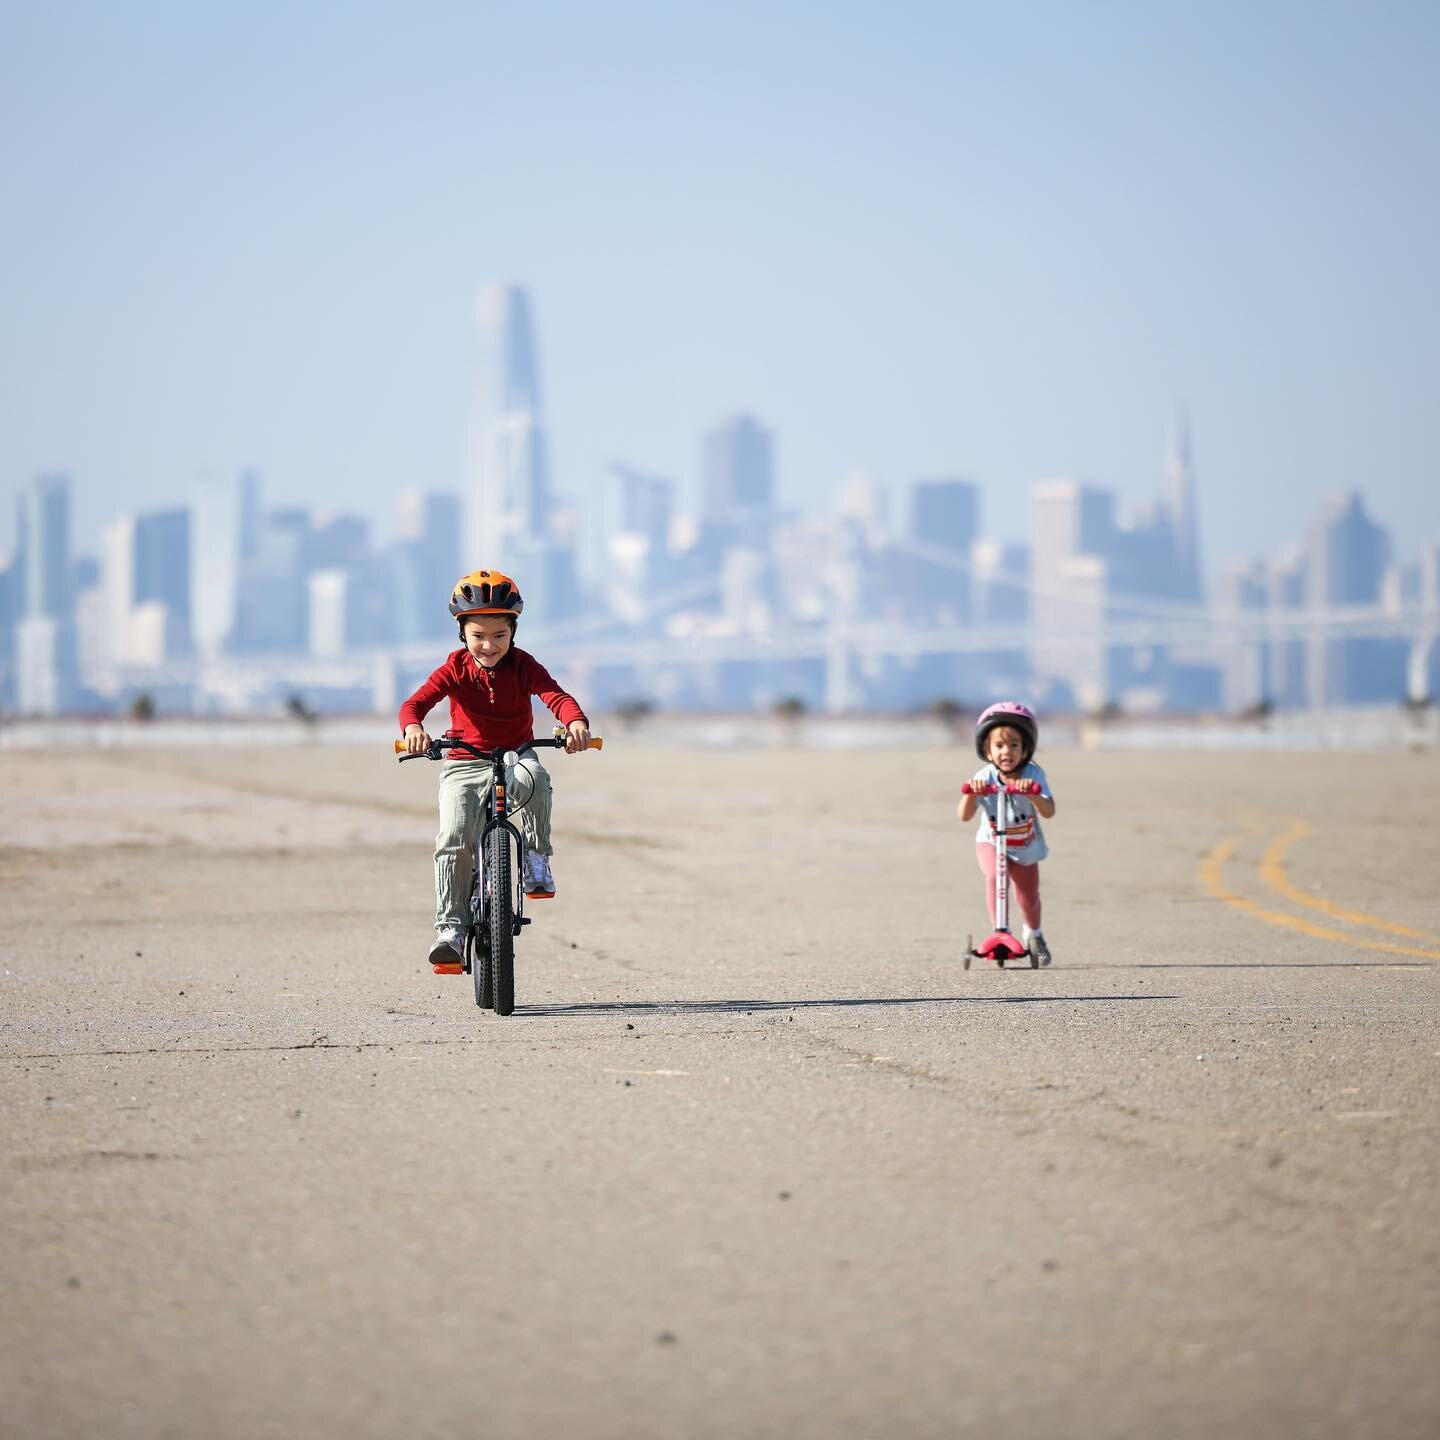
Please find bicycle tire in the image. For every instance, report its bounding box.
[485,829,515,1015]
[469,925,493,1009]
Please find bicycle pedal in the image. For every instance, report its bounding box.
[431,962,464,975]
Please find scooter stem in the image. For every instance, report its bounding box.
[994,783,1009,932]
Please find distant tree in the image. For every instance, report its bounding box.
[614,697,656,728]
[285,693,318,727]
[129,693,156,722]
[1089,699,1124,722]
[925,696,971,742]
[1401,694,1433,714]
[772,695,807,719]
[1238,697,1275,722]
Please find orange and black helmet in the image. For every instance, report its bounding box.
[449,569,524,618]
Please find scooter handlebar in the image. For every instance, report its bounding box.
[962,782,1038,796]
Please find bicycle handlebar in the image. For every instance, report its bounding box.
[395,732,604,761]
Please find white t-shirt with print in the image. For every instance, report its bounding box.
[969,760,1052,864]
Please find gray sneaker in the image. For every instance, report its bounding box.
[1025,929,1053,966]
[427,927,464,966]
[523,850,556,898]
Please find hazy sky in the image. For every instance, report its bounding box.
[3,1,1437,575]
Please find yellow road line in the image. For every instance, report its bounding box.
[1259,821,1436,942]
[1199,833,1440,962]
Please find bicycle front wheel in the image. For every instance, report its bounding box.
[469,925,492,1010]
[484,829,515,1015]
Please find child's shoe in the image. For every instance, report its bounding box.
[1023,927,1053,966]
[523,850,556,899]
[428,927,465,972]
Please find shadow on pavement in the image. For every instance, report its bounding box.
[519,993,1177,1018]
[1066,961,1432,970]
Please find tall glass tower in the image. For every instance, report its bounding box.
[1165,409,1203,603]
[191,470,260,656]
[470,284,551,570]
[17,472,71,620]
[15,473,75,712]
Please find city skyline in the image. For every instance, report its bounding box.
[4,300,1435,721]
[3,4,1437,573]
[6,398,1436,603]
[4,357,1435,587]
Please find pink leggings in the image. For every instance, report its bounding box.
[975,844,1042,930]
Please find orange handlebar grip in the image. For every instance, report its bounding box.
[394,739,407,754]
[588,737,604,750]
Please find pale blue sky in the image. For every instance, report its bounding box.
[2,0,1437,574]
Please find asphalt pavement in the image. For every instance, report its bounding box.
[2,741,1436,1439]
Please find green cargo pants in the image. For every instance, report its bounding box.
[433,750,553,933]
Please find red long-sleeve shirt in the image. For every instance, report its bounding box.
[398,647,588,757]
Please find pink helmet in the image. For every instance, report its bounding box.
[975,701,1038,763]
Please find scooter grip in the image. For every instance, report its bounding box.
[962,782,1000,795]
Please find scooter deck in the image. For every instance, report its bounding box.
[964,929,1038,970]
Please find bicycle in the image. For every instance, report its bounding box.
[396,728,604,1014]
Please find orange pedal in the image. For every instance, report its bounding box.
[431,962,464,975]
[525,890,555,901]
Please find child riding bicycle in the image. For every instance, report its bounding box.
[398,569,591,968]
[957,701,1056,965]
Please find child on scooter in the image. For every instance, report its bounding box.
[957,702,1056,964]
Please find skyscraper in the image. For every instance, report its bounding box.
[602,464,672,553]
[14,474,75,713]
[1165,408,1203,603]
[1305,491,1402,704]
[233,510,310,653]
[1216,559,1271,711]
[17,472,72,620]
[104,508,192,664]
[1031,478,1115,571]
[1030,479,1117,709]
[470,284,551,570]
[135,509,191,645]
[1267,548,1308,708]
[909,477,979,623]
[0,551,19,702]
[191,470,260,656]
[911,478,978,552]
[583,463,675,622]
[701,415,774,531]
[392,490,462,642]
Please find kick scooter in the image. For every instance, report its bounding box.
[962,781,1040,970]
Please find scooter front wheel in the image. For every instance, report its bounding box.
[963,934,973,970]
